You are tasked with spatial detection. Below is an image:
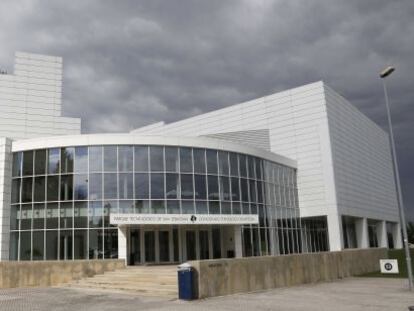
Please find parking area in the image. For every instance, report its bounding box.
[0,277,413,311]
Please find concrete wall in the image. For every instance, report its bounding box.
[0,259,125,288]
[190,248,387,298]
[0,138,12,260]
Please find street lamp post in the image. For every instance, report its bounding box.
[380,66,413,290]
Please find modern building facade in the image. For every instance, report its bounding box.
[0,52,401,264]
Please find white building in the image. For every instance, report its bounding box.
[0,52,400,264]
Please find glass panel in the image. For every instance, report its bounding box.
[134,146,148,171]
[130,229,140,264]
[151,173,165,199]
[46,203,59,229]
[218,151,229,176]
[194,175,207,200]
[74,230,88,259]
[231,177,240,201]
[34,150,47,175]
[60,202,73,229]
[89,201,103,228]
[74,201,88,228]
[46,230,58,260]
[103,173,117,199]
[104,201,118,227]
[152,200,165,214]
[173,229,179,262]
[135,173,149,199]
[32,231,44,260]
[47,175,59,201]
[20,231,31,260]
[159,231,170,262]
[21,177,32,203]
[89,173,102,200]
[242,203,250,214]
[104,229,118,259]
[12,152,22,177]
[206,150,218,174]
[195,201,208,214]
[249,180,257,203]
[119,200,134,213]
[60,230,73,260]
[256,159,263,180]
[248,156,255,179]
[144,231,156,262]
[181,174,193,199]
[182,201,194,214]
[48,148,60,174]
[23,151,33,176]
[221,202,231,214]
[74,174,88,200]
[180,148,193,173]
[229,153,239,177]
[220,176,230,201]
[61,148,74,174]
[135,200,150,213]
[166,173,179,199]
[119,173,133,199]
[104,146,117,172]
[60,175,73,201]
[150,146,164,172]
[89,229,103,259]
[11,179,21,204]
[34,176,45,202]
[9,232,18,260]
[118,146,133,171]
[208,175,219,200]
[74,147,88,173]
[89,146,103,172]
[165,147,179,172]
[10,205,19,230]
[241,178,249,202]
[232,202,241,214]
[20,204,32,230]
[239,154,247,178]
[166,200,180,214]
[199,230,209,260]
[193,148,206,174]
[186,231,196,260]
[33,203,45,229]
[209,201,220,214]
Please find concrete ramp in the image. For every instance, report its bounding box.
[64,265,178,299]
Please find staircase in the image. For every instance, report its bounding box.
[64,265,178,298]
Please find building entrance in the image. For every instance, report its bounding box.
[126,226,231,265]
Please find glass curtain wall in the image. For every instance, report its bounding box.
[10,145,301,261]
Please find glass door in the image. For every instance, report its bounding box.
[144,231,156,263]
[158,230,170,262]
[186,230,197,260]
[199,230,209,260]
[130,229,140,265]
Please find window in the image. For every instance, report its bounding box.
[89,173,102,200]
[165,173,179,199]
[34,177,45,202]
[150,146,164,171]
[60,175,73,201]
[22,151,33,176]
[61,148,74,174]
[181,174,193,199]
[135,173,149,199]
[208,175,219,200]
[74,147,88,173]
[118,146,133,171]
[180,148,193,173]
[134,146,148,171]
[89,201,103,228]
[34,150,47,175]
[218,151,229,176]
[165,147,179,172]
[119,173,133,199]
[89,146,103,172]
[74,174,88,200]
[104,146,117,172]
[194,175,207,200]
[206,150,218,174]
[12,152,22,177]
[103,173,117,199]
[151,173,165,199]
[193,149,206,174]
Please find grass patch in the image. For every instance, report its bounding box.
[360,249,414,278]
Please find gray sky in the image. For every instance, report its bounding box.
[1,0,414,219]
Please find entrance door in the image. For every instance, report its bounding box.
[186,230,197,260]
[158,230,170,262]
[144,231,156,262]
[130,229,141,265]
[199,230,209,260]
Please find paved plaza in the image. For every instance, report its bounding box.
[0,277,413,311]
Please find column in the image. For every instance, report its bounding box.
[355,217,369,249]
[117,226,128,264]
[234,225,243,258]
[393,222,403,249]
[327,213,343,251]
[376,220,388,248]
[0,138,12,261]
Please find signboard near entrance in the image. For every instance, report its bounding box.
[110,213,259,225]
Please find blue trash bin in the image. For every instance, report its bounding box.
[178,263,194,300]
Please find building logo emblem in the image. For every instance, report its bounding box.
[190,215,197,222]
[384,263,393,271]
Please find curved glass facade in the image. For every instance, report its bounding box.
[9,145,300,261]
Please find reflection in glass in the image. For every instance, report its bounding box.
[21,177,32,203]
[60,202,73,229]
[11,179,20,204]
[48,148,60,174]
[119,173,133,199]
[239,154,247,178]
[165,173,179,199]
[10,205,19,230]
[74,147,88,173]
[118,146,133,171]
[135,200,150,213]
[46,203,59,229]
[89,146,103,172]
[166,200,180,214]
[34,177,45,202]
[195,201,208,214]
[193,149,206,174]
[34,149,47,175]
[135,173,149,199]
[89,229,103,259]
[182,201,194,214]
[74,230,88,259]
[104,146,117,172]
[23,151,33,176]
[46,230,58,260]
[12,152,22,177]
[229,153,239,177]
[218,151,229,176]
[221,202,231,214]
[61,148,74,174]
[89,201,103,228]
[119,200,134,213]
[33,203,45,229]
[74,174,88,200]
[231,177,240,201]
[74,201,88,228]
[134,146,148,171]
[150,146,164,171]
[206,150,218,174]
[32,231,44,260]
[181,174,193,199]
[104,229,118,259]
[180,148,192,173]
[60,175,73,201]
[20,204,32,230]
[104,173,117,199]
[60,230,73,260]
[248,156,255,179]
[219,176,230,201]
[89,173,102,200]
[20,231,31,260]
[241,178,249,202]
[208,175,219,200]
[209,201,220,214]
[165,147,179,172]
[152,200,165,214]
[104,201,118,227]
[151,173,164,199]
[194,175,207,200]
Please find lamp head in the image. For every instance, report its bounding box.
[380,66,395,78]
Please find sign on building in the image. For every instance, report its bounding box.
[380,259,399,274]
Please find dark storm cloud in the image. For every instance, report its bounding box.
[1,0,414,218]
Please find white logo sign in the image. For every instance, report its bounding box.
[110,213,259,225]
[380,259,399,274]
